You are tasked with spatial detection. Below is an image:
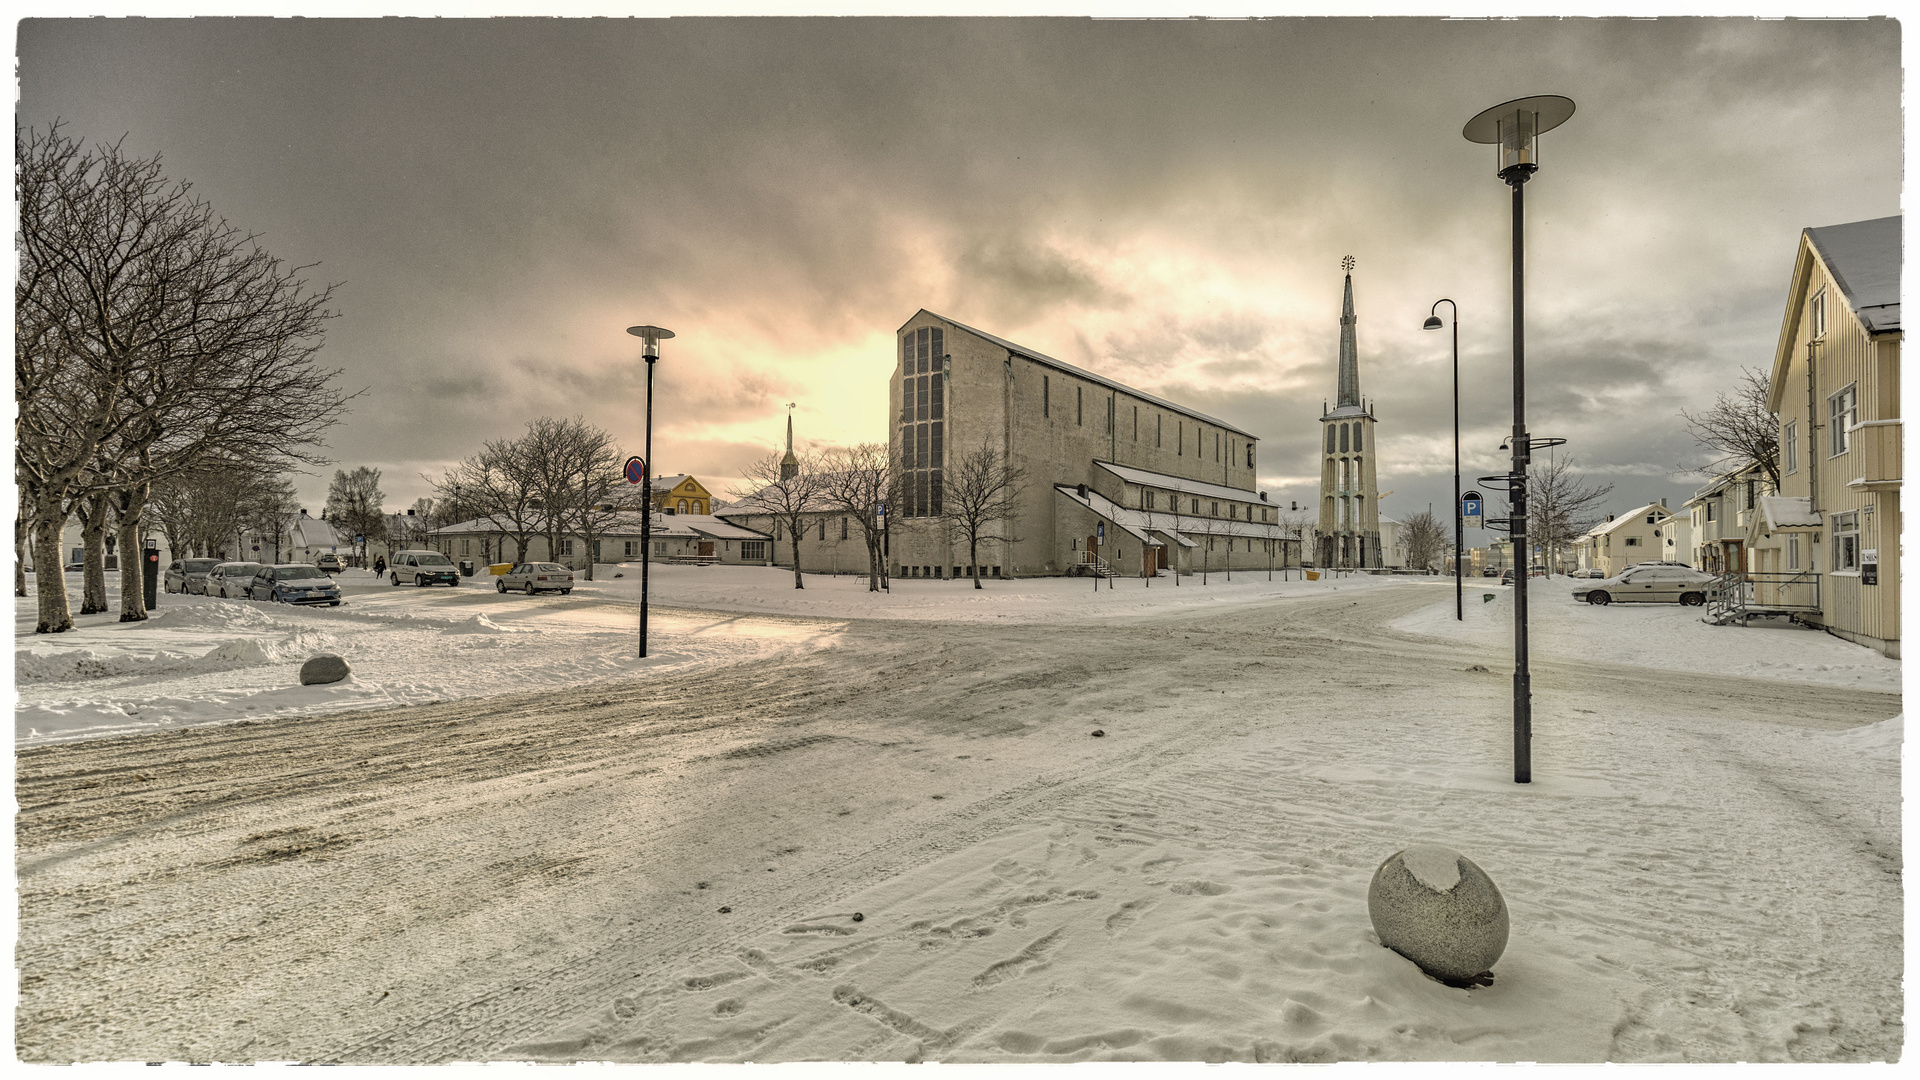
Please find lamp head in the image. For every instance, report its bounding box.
[1463,95,1575,181]
[1423,316,1445,331]
[626,324,676,360]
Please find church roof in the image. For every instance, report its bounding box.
[913,310,1258,440]
[1095,460,1264,504]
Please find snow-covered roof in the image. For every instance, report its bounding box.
[682,515,771,541]
[1806,215,1901,334]
[1094,460,1267,506]
[431,510,707,539]
[918,310,1257,440]
[1582,504,1675,538]
[650,474,693,492]
[1055,484,1299,544]
[1758,495,1822,530]
[289,517,347,549]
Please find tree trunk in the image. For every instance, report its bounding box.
[15,507,31,597]
[789,519,804,589]
[867,533,880,592]
[117,481,152,622]
[32,498,73,633]
[970,535,982,589]
[579,533,596,581]
[80,492,113,614]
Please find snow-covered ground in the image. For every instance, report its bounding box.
[14,568,844,745]
[1391,576,1902,691]
[13,565,1905,1063]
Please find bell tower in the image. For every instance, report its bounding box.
[1317,257,1382,568]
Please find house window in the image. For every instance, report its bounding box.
[1706,504,1716,522]
[461,538,471,555]
[624,540,639,557]
[818,519,826,541]
[840,516,849,541]
[1832,511,1859,571]
[559,539,573,556]
[654,541,667,555]
[1210,501,1219,516]
[1625,537,1641,547]
[1828,384,1857,456]
[742,541,766,560]
[1810,287,1827,341]
[1145,490,1156,510]
[1783,420,1798,474]
[1787,536,1800,570]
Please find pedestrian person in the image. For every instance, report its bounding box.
[373,555,386,575]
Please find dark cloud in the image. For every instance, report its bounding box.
[17,16,1899,521]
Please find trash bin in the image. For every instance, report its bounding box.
[459,559,475,577]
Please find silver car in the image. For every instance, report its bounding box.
[495,562,574,595]
[165,558,223,594]
[1573,564,1715,606]
[205,561,264,599]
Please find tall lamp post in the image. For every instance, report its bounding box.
[1463,94,1574,786]
[626,324,675,658]
[1423,299,1461,620]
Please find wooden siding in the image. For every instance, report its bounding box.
[1769,233,1901,655]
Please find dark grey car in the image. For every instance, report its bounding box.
[165,558,222,594]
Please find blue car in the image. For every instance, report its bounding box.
[248,564,343,606]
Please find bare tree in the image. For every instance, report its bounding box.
[938,440,1028,590]
[437,436,543,565]
[1399,509,1448,572]
[553,419,624,580]
[817,443,899,592]
[1682,367,1781,490]
[732,450,826,589]
[324,467,387,567]
[1530,454,1615,576]
[16,124,343,629]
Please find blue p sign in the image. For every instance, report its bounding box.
[1096,523,1105,540]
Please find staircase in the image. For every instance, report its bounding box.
[1704,570,1821,626]
[1080,551,1121,579]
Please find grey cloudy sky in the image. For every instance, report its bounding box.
[16,16,1902,526]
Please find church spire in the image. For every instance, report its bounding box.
[779,404,799,481]
[1336,256,1360,408]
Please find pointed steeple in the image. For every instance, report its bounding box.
[779,407,799,481]
[1336,262,1360,408]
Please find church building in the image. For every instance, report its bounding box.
[885,310,1295,579]
[1317,262,1383,568]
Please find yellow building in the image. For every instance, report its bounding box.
[1753,215,1900,657]
[649,474,715,516]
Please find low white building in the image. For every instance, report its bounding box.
[1575,503,1681,579]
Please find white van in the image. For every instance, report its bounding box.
[388,549,461,587]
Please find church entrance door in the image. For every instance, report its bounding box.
[1143,546,1156,577]
[1086,536,1099,569]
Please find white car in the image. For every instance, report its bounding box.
[496,562,574,595]
[205,561,264,599]
[389,549,461,587]
[1572,564,1716,606]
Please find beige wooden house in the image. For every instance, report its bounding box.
[1574,503,1680,579]
[1751,215,1901,657]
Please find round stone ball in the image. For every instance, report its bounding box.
[1367,845,1508,985]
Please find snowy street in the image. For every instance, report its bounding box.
[13,574,1902,1063]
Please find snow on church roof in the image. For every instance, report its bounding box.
[1095,460,1265,505]
[920,311,1258,440]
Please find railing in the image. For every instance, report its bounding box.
[1850,420,1902,489]
[1706,570,1822,624]
[1079,550,1119,577]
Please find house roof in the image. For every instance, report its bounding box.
[289,517,347,549]
[911,310,1258,440]
[1805,215,1901,334]
[1758,495,1823,530]
[1581,504,1674,538]
[1094,460,1266,504]
[430,510,716,539]
[682,515,772,541]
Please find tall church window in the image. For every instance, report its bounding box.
[1353,425,1363,452]
[840,517,849,541]
[1133,405,1139,441]
[1077,386,1083,426]
[1247,443,1255,468]
[900,325,945,517]
[1157,414,1162,447]
[1339,425,1349,452]
[1325,426,1335,453]
[1043,375,1050,417]
[1178,422,1184,456]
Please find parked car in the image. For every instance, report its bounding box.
[164,558,223,594]
[1498,566,1550,585]
[1572,564,1716,607]
[315,553,345,573]
[1571,568,1607,579]
[204,561,264,599]
[247,564,343,606]
[1480,568,1500,577]
[496,562,574,595]
[389,549,461,587]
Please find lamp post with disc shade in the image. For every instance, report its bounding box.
[626,324,674,659]
[1422,298,1461,621]
[1462,94,1575,785]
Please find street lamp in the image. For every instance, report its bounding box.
[1423,299,1461,621]
[626,324,675,659]
[1463,94,1574,785]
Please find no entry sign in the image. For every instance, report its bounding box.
[624,456,646,485]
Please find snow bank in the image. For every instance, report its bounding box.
[1391,580,1901,691]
